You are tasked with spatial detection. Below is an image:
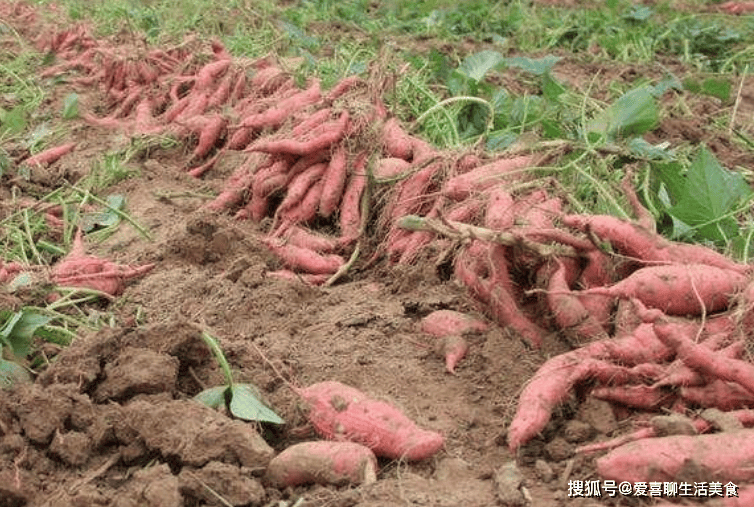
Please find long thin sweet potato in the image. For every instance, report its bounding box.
[442,155,533,201]
[247,110,349,156]
[653,317,754,396]
[23,142,76,167]
[318,145,348,218]
[338,153,368,244]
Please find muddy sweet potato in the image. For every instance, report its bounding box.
[297,381,444,461]
[419,310,489,338]
[596,429,754,484]
[265,441,378,487]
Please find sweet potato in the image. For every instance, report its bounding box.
[265,441,378,487]
[263,238,344,275]
[23,142,76,167]
[239,80,321,130]
[318,145,348,218]
[381,117,413,161]
[681,380,754,411]
[276,162,328,217]
[278,225,339,254]
[596,429,754,484]
[419,310,489,338]
[547,258,609,345]
[442,155,533,201]
[52,230,154,296]
[297,381,444,461]
[266,269,331,286]
[247,110,349,156]
[562,214,750,274]
[590,385,676,410]
[373,157,412,181]
[653,317,754,396]
[507,324,671,451]
[338,153,368,244]
[579,264,746,316]
[280,178,324,226]
[484,185,515,230]
[192,115,227,159]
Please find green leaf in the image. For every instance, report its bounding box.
[628,138,675,161]
[62,93,79,119]
[701,78,730,102]
[587,86,658,141]
[1,106,27,136]
[0,310,52,358]
[486,131,518,151]
[623,5,653,21]
[0,357,32,388]
[541,72,566,101]
[667,147,752,244]
[504,55,561,76]
[457,50,506,82]
[79,194,125,232]
[229,384,284,424]
[194,385,229,409]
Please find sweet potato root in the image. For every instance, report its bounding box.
[265,441,378,487]
[297,381,444,461]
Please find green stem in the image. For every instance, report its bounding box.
[200,331,234,388]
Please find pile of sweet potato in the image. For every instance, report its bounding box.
[30,17,754,496]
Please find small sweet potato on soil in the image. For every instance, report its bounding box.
[265,441,378,488]
[297,381,444,461]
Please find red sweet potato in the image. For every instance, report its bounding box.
[419,310,489,338]
[297,381,444,461]
[318,145,348,218]
[23,142,76,167]
[52,230,154,295]
[653,317,754,396]
[263,238,344,275]
[507,324,671,451]
[596,430,754,484]
[547,258,609,345]
[193,115,227,159]
[265,441,378,487]
[381,117,413,161]
[579,264,746,316]
[484,185,515,230]
[239,80,321,130]
[338,153,368,243]
[590,385,676,410]
[562,214,750,274]
[247,110,349,156]
[442,155,533,201]
[266,269,331,286]
[373,157,412,181]
[681,380,754,411]
[278,225,339,254]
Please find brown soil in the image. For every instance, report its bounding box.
[2,4,754,507]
